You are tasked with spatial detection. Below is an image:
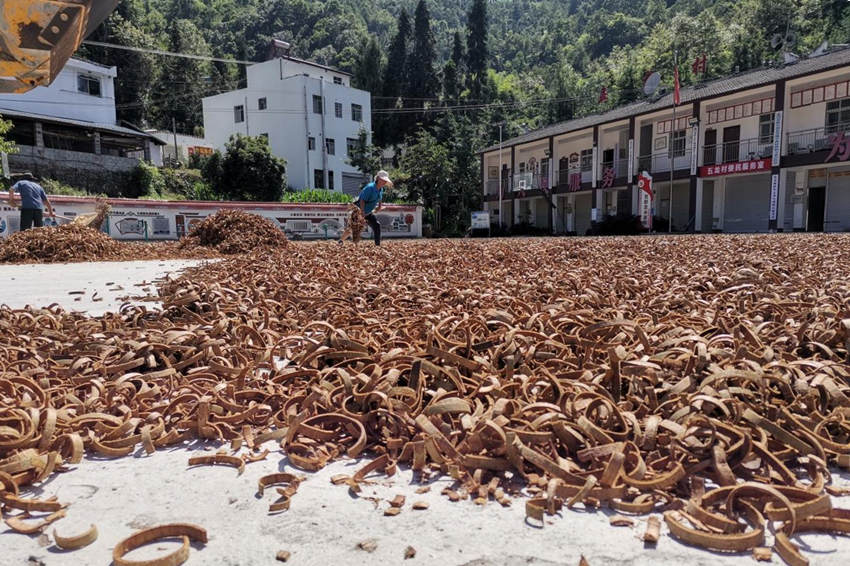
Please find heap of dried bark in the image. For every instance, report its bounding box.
[179,210,287,254]
[0,223,220,264]
[0,224,126,263]
[1,235,850,564]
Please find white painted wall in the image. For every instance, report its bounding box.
[149,131,212,161]
[203,67,371,191]
[246,57,350,87]
[0,59,117,124]
[785,67,850,134]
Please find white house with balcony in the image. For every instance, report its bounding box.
[202,42,372,194]
[0,58,164,191]
[481,45,850,235]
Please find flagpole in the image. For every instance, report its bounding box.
[669,49,677,234]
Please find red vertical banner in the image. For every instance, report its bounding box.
[637,171,654,231]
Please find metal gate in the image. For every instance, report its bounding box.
[826,170,850,232]
[724,174,770,233]
[342,173,366,198]
[574,193,592,236]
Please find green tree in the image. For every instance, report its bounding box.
[353,37,384,97]
[210,135,287,202]
[346,127,382,179]
[443,31,466,103]
[397,130,450,211]
[466,0,488,101]
[451,31,466,81]
[151,19,212,132]
[0,116,15,155]
[88,13,159,126]
[408,1,440,127]
[377,9,411,146]
[443,60,460,103]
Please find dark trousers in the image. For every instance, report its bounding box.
[20,208,43,231]
[365,213,381,246]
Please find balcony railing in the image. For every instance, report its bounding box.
[638,149,693,174]
[485,180,504,197]
[513,173,552,192]
[703,137,773,166]
[557,168,592,188]
[786,122,850,155]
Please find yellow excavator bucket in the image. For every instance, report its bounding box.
[0,0,119,93]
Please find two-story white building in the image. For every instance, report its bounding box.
[481,46,850,235]
[202,44,372,194]
[0,58,165,190]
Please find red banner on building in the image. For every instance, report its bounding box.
[700,159,770,178]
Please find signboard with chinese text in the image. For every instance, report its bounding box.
[471,211,490,230]
[690,124,700,175]
[772,111,783,167]
[769,174,779,221]
[700,159,770,178]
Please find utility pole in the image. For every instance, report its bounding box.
[172,117,179,167]
[244,95,250,136]
[669,49,677,234]
[496,121,507,229]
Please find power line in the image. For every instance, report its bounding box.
[83,41,254,66]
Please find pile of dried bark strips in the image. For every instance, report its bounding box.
[179,209,288,254]
[0,223,219,264]
[1,235,850,565]
[0,224,128,263]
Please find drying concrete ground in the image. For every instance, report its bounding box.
[0,259,213,316]
[2,259,850,566]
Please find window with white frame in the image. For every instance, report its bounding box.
[826,98,850,133]
[351,103,363,122]
[312,95,323,114]
[308,137,316,151]
[77,75,101,96]
[258,97,267,110]
[580,149,593,171]
[670,130,686,158]
[346,137,358,156]
[758,113,775,145]
[326,138,335,155]
[333,77,343,85]
[234,105,245,123]
[335,102,343,118]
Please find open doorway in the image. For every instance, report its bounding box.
[807,186,825,232]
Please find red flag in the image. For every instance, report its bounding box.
[638,171,654,198]
[599,86,608,103]
[673,66,681,106]
[691,55,707,76]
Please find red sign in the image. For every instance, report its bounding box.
[700,159,770,178]
[601,167,616,188]
[825,132,850,163]
[188,146,214,157]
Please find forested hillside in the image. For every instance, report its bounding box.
[84,1,850,136]
[76,0,850,233]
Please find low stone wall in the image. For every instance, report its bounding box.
[7,146,137,196]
